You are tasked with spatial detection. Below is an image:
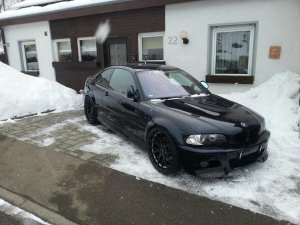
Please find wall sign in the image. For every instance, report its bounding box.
[269,46,281,59]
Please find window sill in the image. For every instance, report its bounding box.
[52,61,101,69]
[22,71,39,77]
[206,75,254,84]
[138,61,165,65]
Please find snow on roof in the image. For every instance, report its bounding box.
[13,0,65,9]
[0,0,121,21]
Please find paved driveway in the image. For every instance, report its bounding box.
[0,110,118,166]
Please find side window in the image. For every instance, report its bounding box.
[95,69,114,88]
[109,69,136,95]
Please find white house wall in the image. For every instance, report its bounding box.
[165,0,300,94]
[4,21,56,81]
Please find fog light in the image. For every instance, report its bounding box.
[200,161,209,168]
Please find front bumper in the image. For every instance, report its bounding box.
[179,130,270,176]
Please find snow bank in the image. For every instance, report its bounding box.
[221,71,300,134]
[0,62,83,120]
[0,198,50,224]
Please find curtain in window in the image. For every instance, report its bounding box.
[215,31,250,74]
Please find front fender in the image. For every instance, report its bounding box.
[144,117,193,146]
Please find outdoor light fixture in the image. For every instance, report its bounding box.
[0,43,9,47]
[180,31,189,45]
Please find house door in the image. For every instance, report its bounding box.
[105,38,128,66]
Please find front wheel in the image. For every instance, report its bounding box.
[84,96,99,125]
[147,127,180,174]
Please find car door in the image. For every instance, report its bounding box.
[93,68,114,121]
[103,68,146,139]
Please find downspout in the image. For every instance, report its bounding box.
[0,27,9,65]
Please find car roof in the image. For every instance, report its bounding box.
[111,63,179,72]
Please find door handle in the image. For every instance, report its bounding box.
[105,91,109,96]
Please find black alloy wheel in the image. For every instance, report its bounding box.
[84,96,99,125]
[147,127,180,174]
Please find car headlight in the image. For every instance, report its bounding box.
[186,134,227,146]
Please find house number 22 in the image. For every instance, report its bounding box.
[168,36,178,45]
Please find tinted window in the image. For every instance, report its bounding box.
[109,69,136,95]
[96,69,114,88]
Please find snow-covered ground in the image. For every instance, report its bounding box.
[0,198,50,224]
[0,62,83,121]
[78,71,300,224]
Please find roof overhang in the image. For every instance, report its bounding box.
[0,0,195,27]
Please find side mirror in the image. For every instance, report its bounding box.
[127,85,139,101]
[200,81,209,89]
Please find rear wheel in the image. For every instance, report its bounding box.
[84,96,99,124]
[147,127,180,174]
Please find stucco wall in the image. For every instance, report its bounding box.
[4,21,56,81]
[165,0,300,94]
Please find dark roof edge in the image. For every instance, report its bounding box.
[0,0,195,27]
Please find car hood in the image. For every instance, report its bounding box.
[148,94,264,135]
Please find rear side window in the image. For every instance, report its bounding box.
[109,69,136,95]
[95,69,114,88]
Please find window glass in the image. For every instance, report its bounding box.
[95,69,114,88]
[56,40,72,62]
[21,41,39,71]
[109,69,136,95]
[168,71,202,94]
[213,27,254,75]
[142,36,163,61]
[79,38,97,62]
[137,70,205,99]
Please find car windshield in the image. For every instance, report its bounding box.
[136,70,207,99]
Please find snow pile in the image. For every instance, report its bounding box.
[0,62,83,120]
[0,198,50,224]
[221,71,300,134]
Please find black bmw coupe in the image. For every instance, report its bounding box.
[83,64,270,175]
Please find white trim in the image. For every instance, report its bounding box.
[211,25,255,76]
[20,40,39,72]
[53,38,71,62]
[77,37,96,62]
[138,31,165,62]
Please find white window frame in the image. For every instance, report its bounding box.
[77,37,97,62]
[138,32,165,62]
[211,25,255,76]
[21,40,39,72]
[53,38,72,62]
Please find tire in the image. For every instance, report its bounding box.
[147,127,180,174]
[84,96,99,125]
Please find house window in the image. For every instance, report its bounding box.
[78,37,97,62]
[54,39,72,62]
[211,25,255,76]
[21,41,39,71]
[138,32,164,61]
